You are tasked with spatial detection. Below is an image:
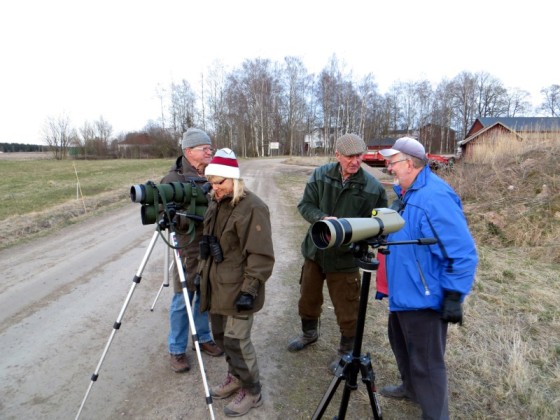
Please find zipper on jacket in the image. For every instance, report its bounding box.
[415,260,431,296]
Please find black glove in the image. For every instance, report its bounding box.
[235,293,254,312]
[441,291,463,325]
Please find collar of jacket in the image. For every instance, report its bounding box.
[325,163,367,186]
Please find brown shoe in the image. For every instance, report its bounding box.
[198,341,224,357]
[170,353,190,373]
[211,373,241,399]
[223,388,263,417]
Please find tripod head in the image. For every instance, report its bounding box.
[350,236,437,272]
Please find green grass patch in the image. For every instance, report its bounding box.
[0,159,171,220]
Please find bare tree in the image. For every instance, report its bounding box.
[432,79,457,151]
[356,73,380,141]
[539,84,560,116]
[281,56,312,155]
[155,83,167,129]
[504,88,532,117]
[77,121,95,157]
[205,60,230,149]
[316,55,346,153]
[43,114,75,160]
[94,116,113,157]
[474,71,509,117]
[450,72,478,139]
[169,80,197,135]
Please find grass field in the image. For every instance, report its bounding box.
[0,157,171,249]
[0,158,171,220]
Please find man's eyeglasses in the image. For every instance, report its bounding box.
[192,146,214,153]
[387,158,409,168]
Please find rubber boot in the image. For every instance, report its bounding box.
[328,335,355,374]
[287,318,319,352]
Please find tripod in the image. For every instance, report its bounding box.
[75,224,216,420]
[312,242,382,420]
[312,237,437,419]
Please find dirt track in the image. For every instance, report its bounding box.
[0,159,413,420]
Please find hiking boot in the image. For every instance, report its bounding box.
[170,353,190,373]
[287,318,319,352]
[197,341,224,357]
[328,335,355,375]
[223,388,263,417]
[379,384,416,402]
[211,373,241,400]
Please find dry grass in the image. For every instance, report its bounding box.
[445,137,560,263]
[277,141,560,419]
[437,135,560,418]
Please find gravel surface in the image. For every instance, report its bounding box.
[0,159,413,420]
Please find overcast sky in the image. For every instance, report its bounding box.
[1,0,557,145]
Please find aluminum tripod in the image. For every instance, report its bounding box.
[75,226,215,420]
[150,231,173,311]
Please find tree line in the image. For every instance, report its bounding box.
[42,55,560,159]
[0,143,48,153]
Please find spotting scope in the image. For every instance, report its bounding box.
[311,208,405,249]
[130,180,209,225]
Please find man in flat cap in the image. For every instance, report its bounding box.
[287,133,388,374]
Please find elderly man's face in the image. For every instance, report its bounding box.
[336,152,363,179]
[184,145,213,172]
[386,153,416,188]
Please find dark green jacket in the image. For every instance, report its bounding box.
[298,163,388,273]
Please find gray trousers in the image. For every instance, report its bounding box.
[210,313,261,395]
[388,309,449,420]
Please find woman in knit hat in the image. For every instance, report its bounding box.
[197,148,275,417]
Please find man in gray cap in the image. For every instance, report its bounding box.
[287,133,388,374]
[160,127,223,373]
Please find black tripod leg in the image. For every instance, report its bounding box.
[312,370,344,420]
[336,358,359,420]
[359,355,383,420]
[76,229,160,420]
[311,257,383,420]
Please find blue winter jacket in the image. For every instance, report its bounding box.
[386,165,478,312]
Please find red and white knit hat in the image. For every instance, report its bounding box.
[205,148,240,179]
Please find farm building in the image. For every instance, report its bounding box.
[367,124,456,155]
[459,117,560,160]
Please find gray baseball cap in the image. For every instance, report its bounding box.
[379,137,427,160]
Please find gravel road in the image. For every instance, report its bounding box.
[0,158,405,420]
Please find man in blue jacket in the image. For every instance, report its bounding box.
[378,137,478,420]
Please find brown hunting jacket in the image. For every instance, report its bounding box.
[198,189,274,315]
